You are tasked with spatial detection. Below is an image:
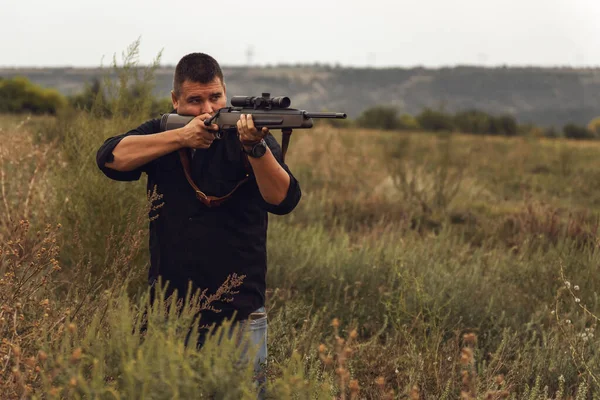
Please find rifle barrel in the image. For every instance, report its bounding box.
[303,112,347,119]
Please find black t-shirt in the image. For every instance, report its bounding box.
[96,116,301,327]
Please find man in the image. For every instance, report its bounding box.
[95,52,301,378]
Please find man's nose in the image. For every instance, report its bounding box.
[201,101,214,114]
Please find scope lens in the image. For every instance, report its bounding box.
[272,96,291,108]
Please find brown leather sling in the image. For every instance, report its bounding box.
[178,129,292,208]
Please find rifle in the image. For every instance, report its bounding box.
[160,92,347,163]
[159,93,347,207]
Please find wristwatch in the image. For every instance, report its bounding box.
[243,139,268,158]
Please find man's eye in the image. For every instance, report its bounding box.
[211,96,221,102]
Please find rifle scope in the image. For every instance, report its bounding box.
[230,93,291,109]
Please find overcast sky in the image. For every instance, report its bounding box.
[1,0,598,68]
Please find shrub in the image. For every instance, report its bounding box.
[453,109,491,134]
[0,77,67,115]
[356,106,400,130]
[563,123,595,140]
[69,77,172,119]
[416,108,455,132]
[397,113,420,130]
[490,114,518,136]
[542,127,561,138]
[68,78,110,116]
[151,96,174,116]
[453,110,518,136]
[587,117,600,136]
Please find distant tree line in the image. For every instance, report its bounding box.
[352,105,600,140]
[2,76,598,141]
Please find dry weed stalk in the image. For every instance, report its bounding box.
[459,332,509,400]
[318,318,365,400]
[152,272,246,333]
[553,262,600,387]
[0,154,10,223]
[0,118,55,230]
[0,219,63,398]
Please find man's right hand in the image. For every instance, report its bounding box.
[178,113,220,149]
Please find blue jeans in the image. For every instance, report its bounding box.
[195,307,268,396]
[241,307,268,394]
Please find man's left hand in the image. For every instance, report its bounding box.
[237,114,269,149]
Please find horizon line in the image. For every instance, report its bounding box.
[1,62,599,70]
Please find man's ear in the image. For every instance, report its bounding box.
[171,90,179,109]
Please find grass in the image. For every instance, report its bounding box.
[1,47,600,398]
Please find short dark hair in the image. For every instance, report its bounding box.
[173,53,224,96]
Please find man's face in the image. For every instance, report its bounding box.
[171,77,227,116]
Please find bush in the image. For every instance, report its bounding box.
[68,78,110,116]
[416,108,455,132]
[69,78,173,119]
[397,113,420,130]
[588,117,600,136]
[151,97,174,116]
[542,127,561,138]
[0,76,67,115]
[356,106,400,130]
[563,123,595,140]
[453,109,491,134]
[453,110,518,136]
[490,114,518,136]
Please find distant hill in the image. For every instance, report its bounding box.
[1,65,599,127]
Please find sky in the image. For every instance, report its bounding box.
[1,0,598,68]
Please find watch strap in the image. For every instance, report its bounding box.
[243,139,266,157]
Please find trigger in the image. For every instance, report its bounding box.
[206,126,221,139]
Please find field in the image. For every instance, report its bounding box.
[1,105,600,399]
